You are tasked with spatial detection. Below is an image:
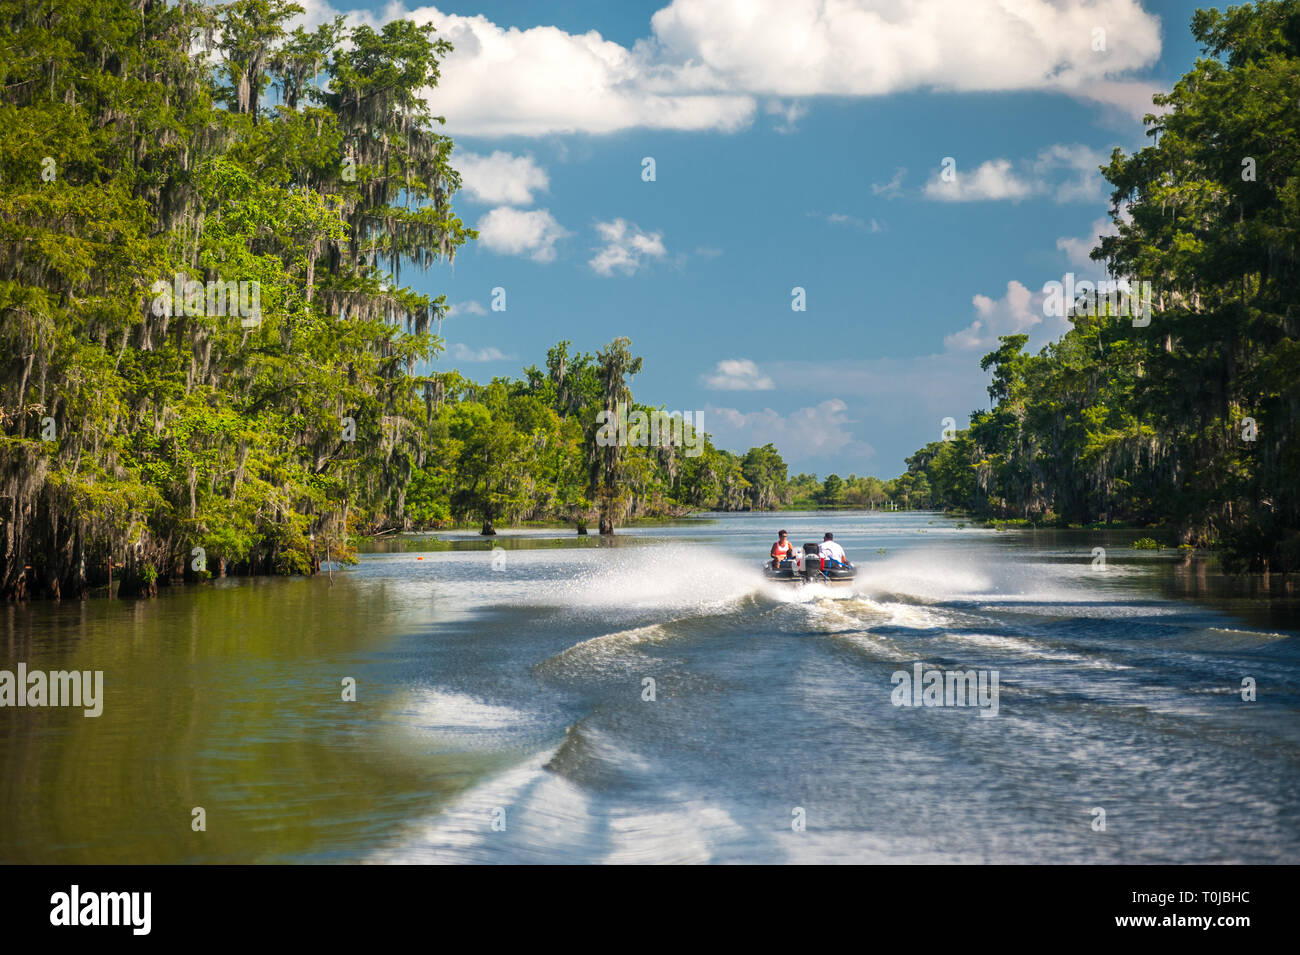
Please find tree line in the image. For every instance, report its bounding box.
[0,0,812,599]
[896,1,1299,572]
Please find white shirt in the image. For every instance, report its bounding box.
[820,540,847,563]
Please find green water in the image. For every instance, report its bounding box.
[0,577,509,863]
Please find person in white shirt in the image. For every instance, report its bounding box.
[820,533,850,568]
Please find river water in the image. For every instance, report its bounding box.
[2,511,1297,863]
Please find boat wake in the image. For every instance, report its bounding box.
[365,528,1300,864]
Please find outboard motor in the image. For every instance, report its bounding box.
[801,542,823,581]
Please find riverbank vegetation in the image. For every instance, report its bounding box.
[892,1,1300,573]
[0,0,795,598]
[3,0,476,598]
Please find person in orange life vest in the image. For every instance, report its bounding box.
[771,530,796,569]
[820,532,851,569]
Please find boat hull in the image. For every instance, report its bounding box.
[762,563,856,586]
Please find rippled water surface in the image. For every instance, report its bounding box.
[3,511,1298,863]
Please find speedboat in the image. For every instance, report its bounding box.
[762,542,856,586]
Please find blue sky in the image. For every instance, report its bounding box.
[304,0,1210,477]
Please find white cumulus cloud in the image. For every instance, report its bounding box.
[1057,217,1114,268]
[446,300,486,316]
[476,207,570,262]
[1056,210,1129,268]
[414,8,755,136]
[650,0,1161,99]
[943,280,1044,352]
[924,158,1035,202]
[455,150,549,205]
[924,146,1109,203]
[291,1,1162,137]
[703,359,775,391]
[589,219,668,276]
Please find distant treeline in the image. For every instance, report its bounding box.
[399,338,799,536]
[893,3,1300,572]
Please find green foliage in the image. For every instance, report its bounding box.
[0,0,797,603]
[891,1,1300,570]
[742,445,788,510]
[416,339,794,533]
[0,0,469,597]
